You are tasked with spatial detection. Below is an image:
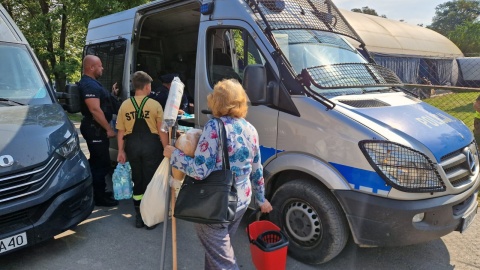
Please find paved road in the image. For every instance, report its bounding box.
[1,122,479,269]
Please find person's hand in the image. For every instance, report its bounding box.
[164,145,176,158]
[112,82,119,96]
[117,150,126,164]
[178,109,185,115]
[106,128,116,138]
[260,199,273,213]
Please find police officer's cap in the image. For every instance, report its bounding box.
[160,73,179,83]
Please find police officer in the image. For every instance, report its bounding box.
[78,55,119,207]
[149,73,189,114]
[116,71,168,228]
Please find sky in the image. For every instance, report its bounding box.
[333,0,448,26]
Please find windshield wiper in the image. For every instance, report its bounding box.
[0,98,26,106]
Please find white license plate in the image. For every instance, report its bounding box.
[0,232,27,254]
[461,206,478,233]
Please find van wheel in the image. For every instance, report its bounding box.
[270,179,349,264]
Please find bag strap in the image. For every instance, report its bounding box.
[216,118,230,170]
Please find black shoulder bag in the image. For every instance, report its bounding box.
[174,118,238,224]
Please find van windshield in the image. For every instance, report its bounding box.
[273,30,397,96]
[273,30,366,74]
[0,43,51,105]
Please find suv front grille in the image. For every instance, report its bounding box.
[0,157,61,203]
[440,143,478,188]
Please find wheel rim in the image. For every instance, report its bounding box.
[284,200,322,247]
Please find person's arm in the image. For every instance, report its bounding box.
[85,98,116,138]
[249,126,272,213]
[117,129,126,164]
[165,119,219,179]
[159,128,169,149]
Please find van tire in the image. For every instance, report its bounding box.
[270,179,349,264]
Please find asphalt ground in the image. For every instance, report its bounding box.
[0,122,479,269]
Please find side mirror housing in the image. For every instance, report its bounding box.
[58,84,81,114]
[243,64,268,105]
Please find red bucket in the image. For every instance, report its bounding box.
[247,212,288,270]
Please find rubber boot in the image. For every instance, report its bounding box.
[133,200,144,228]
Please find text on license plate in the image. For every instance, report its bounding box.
[0,232,27,254]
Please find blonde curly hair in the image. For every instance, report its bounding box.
[207,79,248,118]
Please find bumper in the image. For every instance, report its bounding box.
[334,187,479,247]
[0,179,94,255]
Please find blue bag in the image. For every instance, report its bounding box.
[112,162,133,200]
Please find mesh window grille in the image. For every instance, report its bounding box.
[306,63,403,89]
[84,40,126,92]
[360,141,445,193]
[249,0,362,43]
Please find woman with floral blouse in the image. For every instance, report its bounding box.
[164,78,273,269]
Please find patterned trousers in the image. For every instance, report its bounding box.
[194,208,248,270]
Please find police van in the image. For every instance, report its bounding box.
[84,0,479,264]
[0,4,94,254]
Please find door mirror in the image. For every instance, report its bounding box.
[58,84,81,114]
[243,64,268,105]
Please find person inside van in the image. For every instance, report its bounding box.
[78,54,120,207]
[149,73,189,114]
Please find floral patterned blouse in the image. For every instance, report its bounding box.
[170,116,265,211]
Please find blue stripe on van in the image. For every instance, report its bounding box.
[260,146,278,163]
[260,147,389,194]
[331,162,391,194]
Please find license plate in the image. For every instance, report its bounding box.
[460,206,478,233]
[0,232,27,254]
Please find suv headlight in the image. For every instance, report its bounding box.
[56,135,80,159]
[359,140,445,193]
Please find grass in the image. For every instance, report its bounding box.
[67,113,82,122]
[423,91,478,131]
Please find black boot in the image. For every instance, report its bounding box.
[133,200,144,228]
[94,191,118,207]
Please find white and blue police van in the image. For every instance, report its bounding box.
[83,0,479,264]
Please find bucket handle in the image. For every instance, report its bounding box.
[246,208,273,243]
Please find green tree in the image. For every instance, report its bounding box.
[0,0,148,91]
[448,21,480,55]
[351,6,387,18]
[427,0,480,37]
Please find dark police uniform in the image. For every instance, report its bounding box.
[149,73,188,111]
[78,75,118,205]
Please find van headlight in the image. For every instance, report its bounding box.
[359,140,445,192]
[56,135,80,159]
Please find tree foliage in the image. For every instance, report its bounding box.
[351,6,387,18]
[448,21,480,55]
[428,0,480,36]
[427,0,480,55]
[0,0,148,91]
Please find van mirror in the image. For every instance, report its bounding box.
[58,84,81,114]
[243,64,268,105]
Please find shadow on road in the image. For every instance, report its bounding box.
[0,202,463,270]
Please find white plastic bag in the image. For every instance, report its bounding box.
[140,158,169,226]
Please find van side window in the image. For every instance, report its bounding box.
[84,40,126,96]
[207,28,266,86]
